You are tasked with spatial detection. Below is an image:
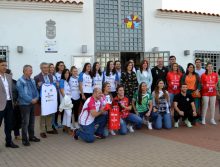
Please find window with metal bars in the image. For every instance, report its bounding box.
[142,51,170,68]
[194,51,220,72]
[95,52,120,70]
[0,46,9,63]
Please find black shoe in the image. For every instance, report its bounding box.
[94,133,106,139]
[73,129,79,140]
[22,141,31,146]
[5,142,19,148]
[29,136,40,142]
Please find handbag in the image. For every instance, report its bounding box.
[191,90,201,98]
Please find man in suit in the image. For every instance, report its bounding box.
[0,59,19,148]
[34,62,58,138]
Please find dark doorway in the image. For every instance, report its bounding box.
[121,52,142,70]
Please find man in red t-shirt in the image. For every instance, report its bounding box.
[113,85,142,135]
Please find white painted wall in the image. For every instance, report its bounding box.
[145,0,220,69]
[0,0,94,79]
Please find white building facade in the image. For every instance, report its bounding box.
[0,0,220,79]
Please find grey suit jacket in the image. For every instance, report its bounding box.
[0,73,13,111]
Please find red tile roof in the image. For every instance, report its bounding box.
[158,9,220,17]
[8,0,84,4]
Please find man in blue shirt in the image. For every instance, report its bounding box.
[17,65,40,146]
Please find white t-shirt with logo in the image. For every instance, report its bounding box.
[93,73,103,90]
[41,84,57,116]
[69,76,80,100]
[103,71,119,92]
[55,72,62,81]
[78,97,101,126]
[78,72,93,94]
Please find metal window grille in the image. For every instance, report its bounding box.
[0,46,9,65]
[142,51,170,68]
[95,0,144,52]
[194,51,220,72]
[96,52,120,70]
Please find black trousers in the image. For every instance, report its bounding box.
[174,110,195,123]
[0,100,13,144]
[71,99,80,122]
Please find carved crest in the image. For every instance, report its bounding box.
[46,19,56,39]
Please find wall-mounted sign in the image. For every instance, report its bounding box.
[45,40,58,53]
[124,14,141,29]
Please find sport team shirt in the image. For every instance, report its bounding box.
[133,91,152,113]
[55,72,62,81]
[166,71,182,94]
[93,73,103,89]
[113,96,130,119]
[69,76,80,100]
[59,79,71,100]
[41,84,57,116]
[78,96,101,126]
[78,72,93,94]
[103,71,119,92]
[101,94,112,106]
[201,72,218,96]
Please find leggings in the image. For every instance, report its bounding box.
[202,96,216,121]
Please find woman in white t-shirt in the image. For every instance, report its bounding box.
[136,60,153,93]
[59,69,73,134]
[54,61,65,127]
[103,61,119,97]
[79,63,93,104]
[69,66,81,129]
[92,62,103,90]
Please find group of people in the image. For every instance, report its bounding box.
[0,55,219,146]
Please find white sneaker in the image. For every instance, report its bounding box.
[127,125,134,133]
[174,121,179,128]
[201,119,206,125]
[109,130,116,136]
[147,122,153,130]
[210,119,217,125]
[184,119,192,128]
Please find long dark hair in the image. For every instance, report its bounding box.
[61,69,70,82]
[55,61,65,72]
[139,60,149,73]
[205,62,212,75]
[154,79,169,104]
[92,62,102,77]
[106,61,116,76]
[137,82,147,105]
[186,63,196,75]
[82,63,92,78]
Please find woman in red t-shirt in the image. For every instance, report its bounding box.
[201,62,218,125]
[166,63,183,112]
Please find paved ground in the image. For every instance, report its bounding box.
[0,107,220,167]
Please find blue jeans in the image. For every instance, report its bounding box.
[153,112,172,130]
[77,114,107,143]
[169,93,175,104]
[119,113,143,135]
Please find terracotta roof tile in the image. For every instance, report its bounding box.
[7,0,84,4]
[158,9,220,17]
